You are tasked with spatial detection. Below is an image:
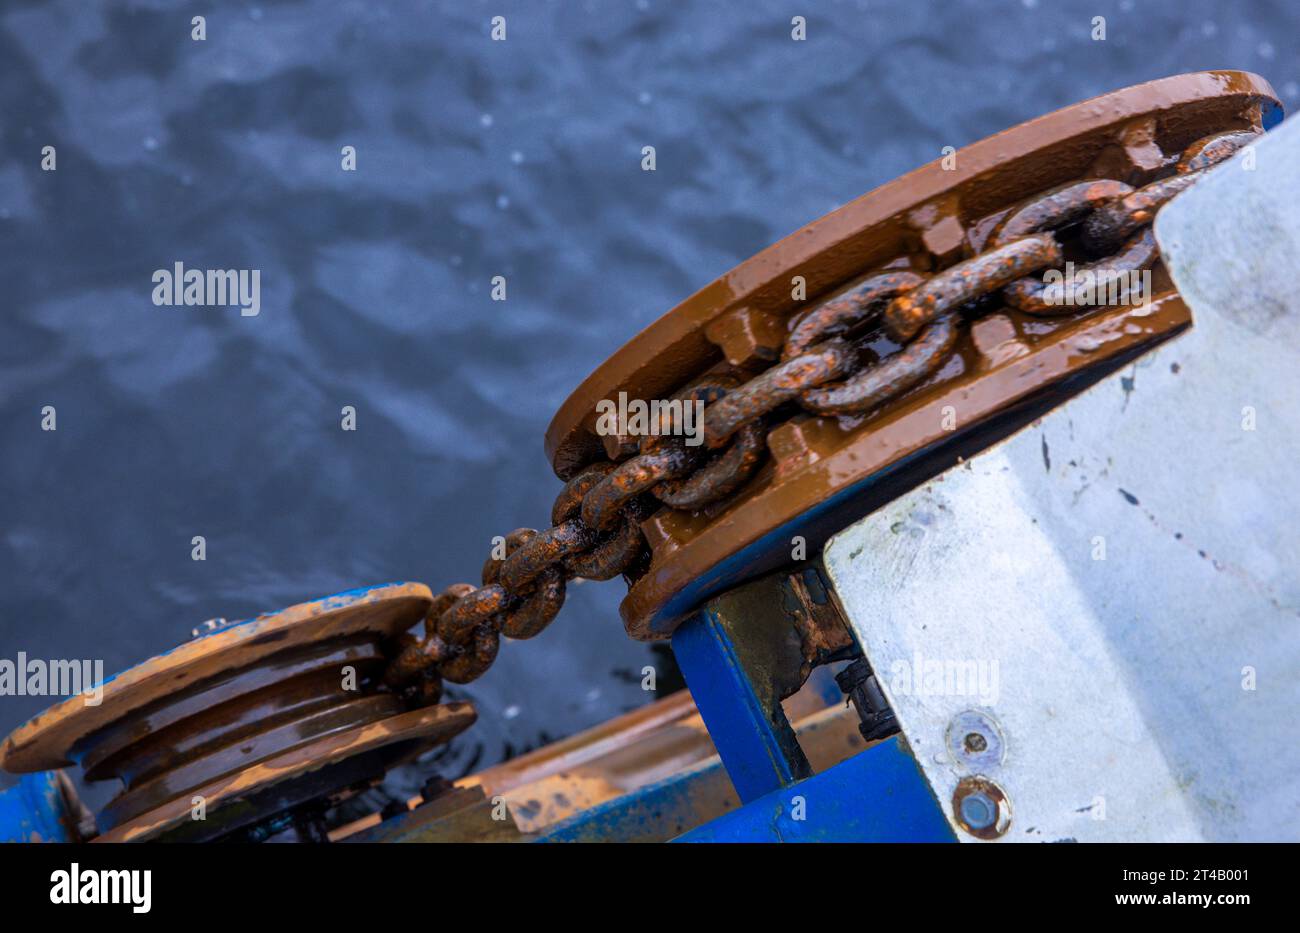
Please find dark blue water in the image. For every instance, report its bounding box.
[1,0,1295,792]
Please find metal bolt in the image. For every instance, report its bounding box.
[952,776,1010,839]
[959,791,997,830]
[946,710,1004,768]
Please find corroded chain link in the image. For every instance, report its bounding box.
[384,126,1257,692]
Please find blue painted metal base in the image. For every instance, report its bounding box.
[534,737,953,843]
[676,736,954,843]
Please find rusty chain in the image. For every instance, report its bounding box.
[384,126,1258,694]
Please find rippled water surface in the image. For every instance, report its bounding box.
[1,0,1295,791]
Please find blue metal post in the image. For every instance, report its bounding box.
[671,608,810,803]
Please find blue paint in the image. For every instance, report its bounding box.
[676,737,955,843]
[1262,99,1285,131]
[537,758,733,843]
[536,736,954,842]
[0,771,76,843]
[807,664,844,708]
[672,610,806,803]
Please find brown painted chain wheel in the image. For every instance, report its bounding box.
[1,584,474,842]
[544,71,1281,641]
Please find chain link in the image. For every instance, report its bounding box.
[384,126,1258,691]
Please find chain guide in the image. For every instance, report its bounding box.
[1,584,474,842]
[542,70,1279,641]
